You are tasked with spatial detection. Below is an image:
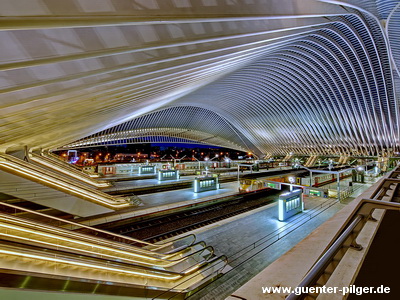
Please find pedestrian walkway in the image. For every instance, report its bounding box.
[183,176,383,300]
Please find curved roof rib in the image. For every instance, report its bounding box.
[170,13,397,156]
[63,106,257,153]
[0,0,398,156]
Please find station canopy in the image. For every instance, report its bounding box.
[1,0,399,157]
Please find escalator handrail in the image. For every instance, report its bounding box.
[0,199,196,251]
[0,241,183,279]
[29,152,110,187]
[0,211,202,263]
[286,167,400,299]
[0,220,213,271]
[0,155,129,207]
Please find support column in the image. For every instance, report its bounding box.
[305,155,318,167]
[24,145,29,162]
[337,172,341,203]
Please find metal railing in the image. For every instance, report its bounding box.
[151,196,341,299]
[0,200,197,254]
[286,166,400,299]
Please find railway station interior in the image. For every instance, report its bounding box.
[1,0,400,299]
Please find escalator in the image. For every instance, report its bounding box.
[0,154,131,217]
[0,201,228,299]
[29,152,111,188]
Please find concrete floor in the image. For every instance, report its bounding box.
[103,167,292,192]
[133,176,377,222]
[177,180,379,300]
[103,175,196,192]
[195,196,336,258]
[76,182,240,226]
[138,182,239,208]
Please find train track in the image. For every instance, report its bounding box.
[108,168,308,196]
[102,189,280,243]
[98,167,351,241]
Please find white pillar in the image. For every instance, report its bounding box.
[337,172,340,202]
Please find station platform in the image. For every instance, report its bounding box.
[99,165,281,181]
[79,170,371,229]
[179,178,381,300]
[100,167,239,181]
[100,174,156,181]
[138,181,239,208]
[77,181,240,227]
[78,167,301,226]
[102,167,294,194]
[103,174,198,192]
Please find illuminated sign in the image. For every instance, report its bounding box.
[309,189,322,197]
[139,165,156,175]
[158,170,180,181]
[267,182,281,190]
[194,176,219,193]
[278,189,303,221]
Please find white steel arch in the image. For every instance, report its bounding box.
[0,0,398,157]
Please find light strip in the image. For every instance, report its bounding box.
[0,14,350,32]
[0,201,161,250]
[30,155,110,187]
[0,248,181,280]
[0,222,159,262]
[0,227,199,269]
[0,231,169,267]
[0,160,128,208]
[183,263,201,274]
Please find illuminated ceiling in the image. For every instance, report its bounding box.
[0,0,399,156]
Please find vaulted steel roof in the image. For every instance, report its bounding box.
[0,0,399,156]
